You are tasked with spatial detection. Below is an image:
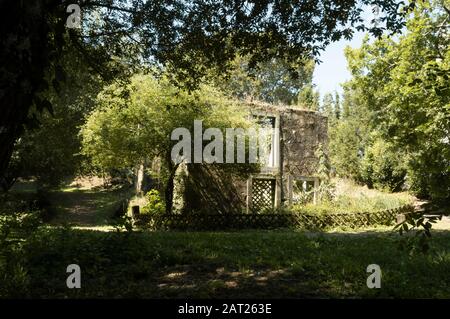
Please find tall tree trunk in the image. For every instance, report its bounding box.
[164,170,175,214]
[164,153,179,214]
[0,1,58,180]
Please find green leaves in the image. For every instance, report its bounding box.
[394,212,442,255]
[80,73,257,177]
[214,55,315,105]
[341,2,450,200]
[141,189,165,216]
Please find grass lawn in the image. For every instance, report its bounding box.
[4,179,449,298]
[7,228,450,298]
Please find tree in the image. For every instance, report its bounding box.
[4,49,104,190]
[344,1,450,200]
[0,0,412,181]
[81,75,257,212]
[321,93,336,121]
[297,84,320,111]
[217,55,315,105]
[329,119,365,179]
[360,137,407,192]
[334,91,341,120]
[341,87,353,119]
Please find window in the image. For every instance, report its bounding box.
[253,115,279,168]
[289,176,319,205]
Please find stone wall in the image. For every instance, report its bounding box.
[246,101,328,209]
[177,101,328,213]
[280,108,328,177]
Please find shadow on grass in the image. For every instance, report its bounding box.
[7,227,450,298]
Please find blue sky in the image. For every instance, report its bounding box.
[312,31,366,97]
[312,5,375,98]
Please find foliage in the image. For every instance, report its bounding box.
[316,143,330,180]
[297,84,321,110]
[0,0,412,180]
[112,215,134,234]
[141,189,165,216]
[315,181,337,204]
[326,78,374,182]
[320,92,341,122]
[82,75,251,169]
[343,2,450,200]
[292,194,413,215]
[292,188,315,206]
[394,211,442,255]
[0,207,42,297]
[315,143,336,202]
[328,118,366,180]
[3,47,105,189]
[81,74,258,212]
[360,138,407,192]
[292,179,414,215]
[217,55,315,105]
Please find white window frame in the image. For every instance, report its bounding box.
[287,175,320,205]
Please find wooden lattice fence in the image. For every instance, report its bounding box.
[251,178,276,212]
[134,204,415,231]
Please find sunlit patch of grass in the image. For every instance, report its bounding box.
[72,225,116,232]
[59,186,80,193]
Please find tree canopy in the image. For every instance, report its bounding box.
[81,74,258,212]
[330,1,450,200]
[0,0,412,180]
[216,55,315,105]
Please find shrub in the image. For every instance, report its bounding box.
[316,180,336,203]
[112,215,134,233]
[141,189,165,216]
[394,211,441,255]
[0,208,42,297]
[360,139,407,192]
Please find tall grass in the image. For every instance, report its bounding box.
[292,179,414,215]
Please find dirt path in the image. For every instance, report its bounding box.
[49,186,130,227]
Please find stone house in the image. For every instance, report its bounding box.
[243,101,328,212]
[176,101,329,214]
